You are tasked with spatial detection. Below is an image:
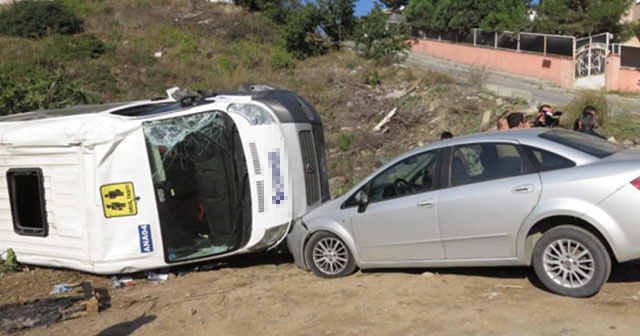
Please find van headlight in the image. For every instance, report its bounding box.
[249,222,289,251]
[227,103,275,125]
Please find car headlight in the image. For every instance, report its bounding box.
[227,103,275,125]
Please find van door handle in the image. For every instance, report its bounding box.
[511,184,534,193]
[417,200,435,208]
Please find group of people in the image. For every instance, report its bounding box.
[440,104,606,141]
[494,105,606,139]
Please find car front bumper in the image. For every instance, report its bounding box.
[286,218,309,270]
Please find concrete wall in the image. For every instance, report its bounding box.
[411,38,575,88]
[605,54,640,92]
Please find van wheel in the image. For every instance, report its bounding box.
[532,225,611,298]
[305,232,356,278]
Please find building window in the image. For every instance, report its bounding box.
[6,168,48,237]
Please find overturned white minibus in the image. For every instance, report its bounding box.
[0,86,329,274]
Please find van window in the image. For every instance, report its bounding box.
[6,168,48,237]
[143,111,250,263]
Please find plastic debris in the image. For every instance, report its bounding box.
[51,284,73,294]
[110,276,121,289]
[119,277,135,287]
[147,271,169,282]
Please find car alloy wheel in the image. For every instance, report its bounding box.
[533,225,611,298]
[542,238,594,288]
[305,231,356,278]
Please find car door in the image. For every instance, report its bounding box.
[437,142,541,259]
[350,149,445,262]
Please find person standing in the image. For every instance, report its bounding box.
[576,112,606,139]
[534,104,561,128]
[574,106,599,131]
[496,115,509,130]
[507,112,528,129]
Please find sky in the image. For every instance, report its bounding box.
[354,0,378,17]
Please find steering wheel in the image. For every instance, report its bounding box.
[394,178,412,195]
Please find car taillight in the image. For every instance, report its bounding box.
[631,177,640,190]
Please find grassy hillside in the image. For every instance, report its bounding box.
[4,0,637,195]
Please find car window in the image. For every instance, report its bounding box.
[449,143,526,187]
[343,150,439,207]
[368,150,439,202]
[539,129,623,158]
[523,146,575,172]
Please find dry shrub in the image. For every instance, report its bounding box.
[464,64,488,89]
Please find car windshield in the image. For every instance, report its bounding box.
[539,129,624,158]
[143,111,250,263]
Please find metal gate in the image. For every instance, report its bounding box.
[574,33,612,89]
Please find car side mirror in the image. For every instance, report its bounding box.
[354,190,369,213]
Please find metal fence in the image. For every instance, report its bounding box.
[411,28,575,57]
[611,44,640,69]
[412,28,640,72]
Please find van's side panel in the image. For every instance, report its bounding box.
[0,145,90,269]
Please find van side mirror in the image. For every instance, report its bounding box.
[354,190,369,213]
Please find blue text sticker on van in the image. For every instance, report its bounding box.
[138,224,154,253]
[269,150,286,205]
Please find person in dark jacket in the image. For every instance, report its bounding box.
[573,106,598,131]
[577,112,606,139]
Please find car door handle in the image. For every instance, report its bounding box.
[417,200,435,208]
[511,184,534,193]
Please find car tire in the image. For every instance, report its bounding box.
[532,225,611,298]
[305,231,357,278]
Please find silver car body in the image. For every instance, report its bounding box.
[287,128,640,272]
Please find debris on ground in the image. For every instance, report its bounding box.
[0,281,109,334]
[373,108,398,132]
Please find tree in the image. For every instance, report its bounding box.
[0,0,83,38]
[405,0,439,31]
[380,0,408,12]
[318,0,357,43]
[479,0,530,34]
[533,0,633,40]
[353,5,410,61]
[432,0,492,35]
[283,4,324,59]
[407,0,530,35]
[406,0,490,35]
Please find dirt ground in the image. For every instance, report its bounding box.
[2,252,640,336]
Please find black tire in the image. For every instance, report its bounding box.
[304,231,357,278]
[532,225,611,298]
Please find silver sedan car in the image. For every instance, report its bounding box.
[287,128,640,297]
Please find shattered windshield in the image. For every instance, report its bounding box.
[143,111,250,262]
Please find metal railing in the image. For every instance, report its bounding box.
[611,43,640,69]
[411,28,575,57]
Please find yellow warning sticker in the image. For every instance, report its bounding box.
[100,182,138,218]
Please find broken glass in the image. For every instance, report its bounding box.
[143,111,247,262]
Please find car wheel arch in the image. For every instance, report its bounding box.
[523,215,617,265]
[302,226,361,269]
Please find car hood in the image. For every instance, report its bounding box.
[301,194,347,223]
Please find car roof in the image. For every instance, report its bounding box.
[404,128,551,156]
